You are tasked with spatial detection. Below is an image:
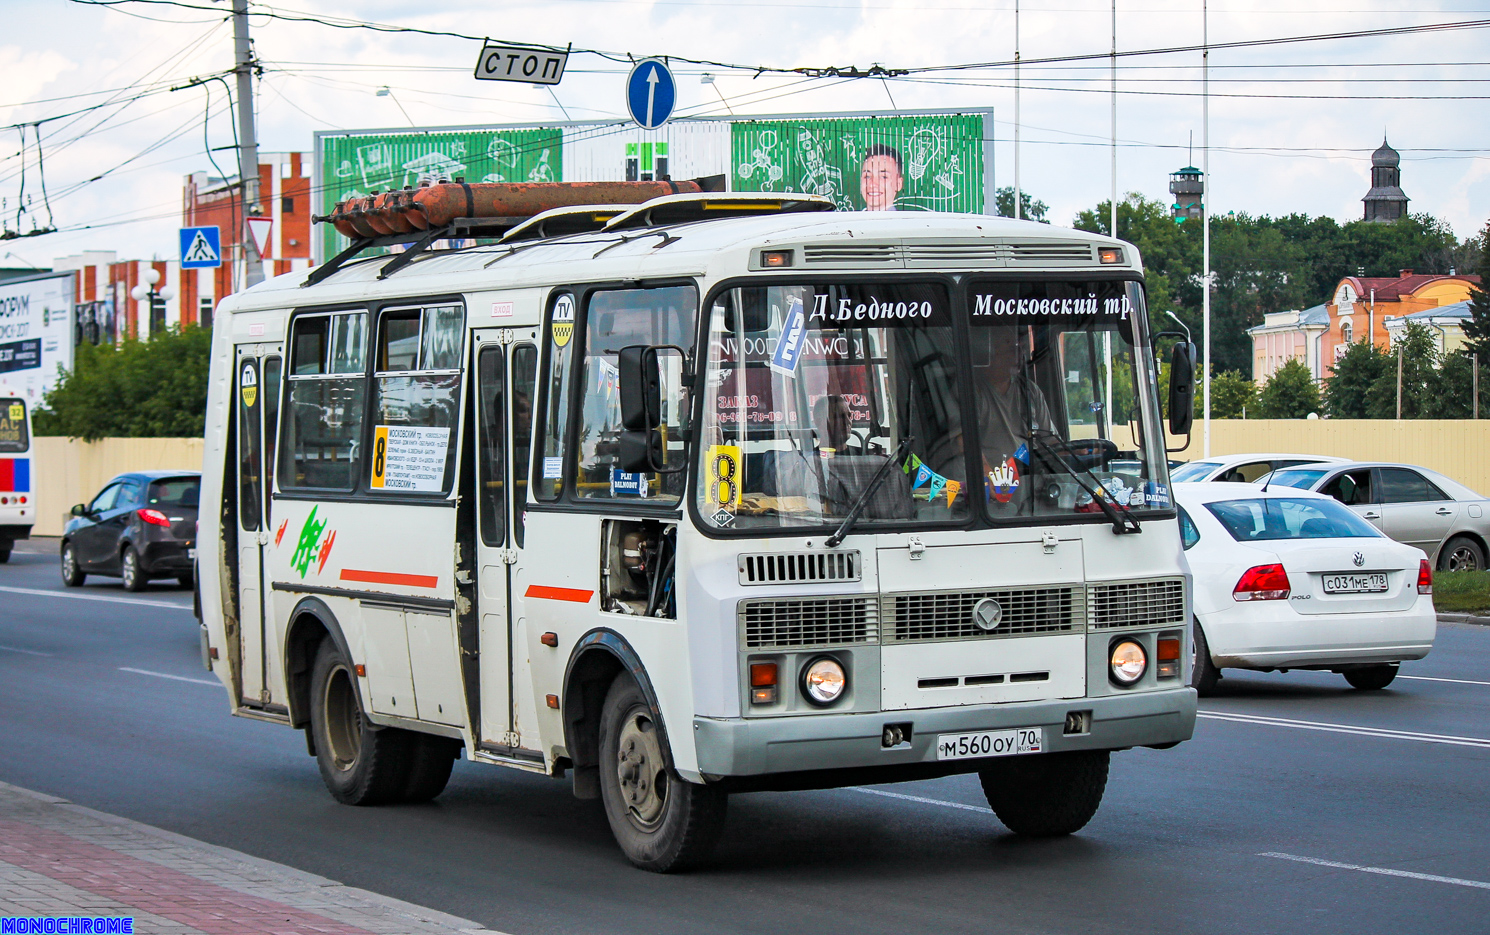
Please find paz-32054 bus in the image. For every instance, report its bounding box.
[199,179,1198,871]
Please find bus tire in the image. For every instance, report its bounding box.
[979,749,1110,837]
[309,639,412,806]
[1191,618,1221,697]
[598,675,727,872]
[61,542,85,586]
[401,733,460,803]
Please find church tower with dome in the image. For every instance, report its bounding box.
[1362,137,1409,222]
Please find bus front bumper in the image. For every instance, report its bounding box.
[692,687,1196,779]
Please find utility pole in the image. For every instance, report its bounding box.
[1201,0,1211,456]
[1014,0,1021,220]
[232,0,264,288]
[1474,353,1480,419]
[1395,342,1403,419]
[1110,0,1117,240]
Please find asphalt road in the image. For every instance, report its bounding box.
[2,537,1488,935]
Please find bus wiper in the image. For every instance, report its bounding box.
[1028,428,1141,535]
[824,436,915,548]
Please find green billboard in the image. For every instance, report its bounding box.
[318,127,563,257]
[730,114,984,213]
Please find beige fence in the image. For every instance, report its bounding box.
[29,437,204,537]
[1168,420,1490,496]
[20,421,1490,538]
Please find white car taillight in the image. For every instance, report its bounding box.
[1417,559,1433,595]
[1233,563,1290,601]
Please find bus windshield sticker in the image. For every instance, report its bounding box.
[705,444,742,510]
[8,402,21,421]
[543,456,563,479]
[551,294,575,347]
[369,425,450,492]
[768,296,806,376]
[240,363,257,408]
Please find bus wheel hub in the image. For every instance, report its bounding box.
[616,711,667,827]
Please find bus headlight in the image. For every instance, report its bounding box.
[801,656,847,706]
[1109,640,1147,686]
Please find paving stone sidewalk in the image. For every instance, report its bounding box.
[0,781,503,935]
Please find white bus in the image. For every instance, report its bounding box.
[0,385,33,563]
[199,184,1198,872]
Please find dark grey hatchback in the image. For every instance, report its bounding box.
[62,471,200,590]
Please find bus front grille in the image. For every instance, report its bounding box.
[881,587,1082,642]
[738,550,861,585]
[739,596,878,649]
[1089,578,1187,629]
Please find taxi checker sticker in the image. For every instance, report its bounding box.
[551,294,575,348]
[240,362,257,408]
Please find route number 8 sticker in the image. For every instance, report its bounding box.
[705,444,741,513]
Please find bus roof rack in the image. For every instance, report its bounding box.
[499,205,633,243]
[602,192,836,232]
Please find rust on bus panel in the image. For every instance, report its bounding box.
[318,178,726,237]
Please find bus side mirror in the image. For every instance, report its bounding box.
[617,345,684,475]
[1168,341,1196,437]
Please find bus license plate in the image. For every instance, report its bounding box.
[1323,573,1387,594]
[936,727,1043,761]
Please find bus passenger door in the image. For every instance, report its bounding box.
[473,333,538,751]
[234,344,283,707]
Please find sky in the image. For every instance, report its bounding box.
[1,0,1488,270]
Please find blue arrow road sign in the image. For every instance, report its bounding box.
[179,226,222,269]
[626,59,676,130]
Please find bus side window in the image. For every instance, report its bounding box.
[370,303,465,495]
[280,311,368,491]
[476,346,505,547]
[511,344,537,546]
[536,293,577,501]
[574,285,697,503]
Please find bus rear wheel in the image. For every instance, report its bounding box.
[310,639,414,806]
[598,676,727,872]
[979,749,1110,837]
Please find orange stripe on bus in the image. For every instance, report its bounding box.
[525,585,595,603]
[340,568,439,588]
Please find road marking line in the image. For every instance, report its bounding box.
[119,667,219,686]
[848,786,993,814]
[1260,852,1490,891]
[1198,710,1490,748]
[0,645,52,656]
[1400,675,1490,687]
[0,585,190,610]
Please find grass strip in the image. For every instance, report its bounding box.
[1433,570,1490,615]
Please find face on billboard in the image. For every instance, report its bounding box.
[859,150,904,211]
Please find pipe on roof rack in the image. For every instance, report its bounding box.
[318,176,727,236]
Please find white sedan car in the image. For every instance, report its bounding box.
[1170,452,1350,484]
[1176,482,1436,695]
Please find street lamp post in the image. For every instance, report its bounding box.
[129,268,176,339]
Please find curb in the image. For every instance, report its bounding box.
[0,779,507,935]
[1437,612,1490,626]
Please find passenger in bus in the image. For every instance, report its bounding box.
[859,144,904,211]
[971,330,1056,507]
[813,393,915,519]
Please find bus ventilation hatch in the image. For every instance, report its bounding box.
[738,550,861,586]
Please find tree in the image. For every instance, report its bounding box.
[1365,321,1438,419]
[1325,339,1390,418]
[1461,221,1490,359]
[32,325,212,440]
[993,186,1049,223]
[1254,359,1321,418]
[1425,349,1490,418]
[1209,370,1256,418]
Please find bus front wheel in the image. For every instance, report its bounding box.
[979,749,1110,836]
[598,676,727,872]
[310,639,414,806]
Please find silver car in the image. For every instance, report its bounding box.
[1262,461,1489,571]
[1170,452,1350,484]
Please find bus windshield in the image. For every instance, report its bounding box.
[0,398,28,453]
[695,280,1169,533]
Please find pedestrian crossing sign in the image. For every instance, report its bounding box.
[180,226,222,269]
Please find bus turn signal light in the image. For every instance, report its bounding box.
[1156,636,1181,679]
[760,249,793,268]
[750,661,778,705]
[540,632,558,647]
[1098,247,1124,264]
[1234,563,1290,601]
